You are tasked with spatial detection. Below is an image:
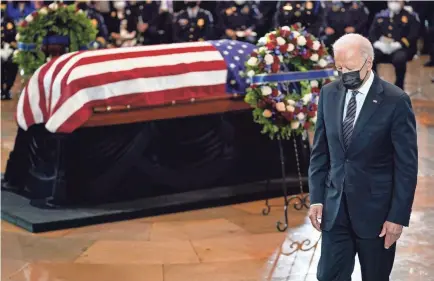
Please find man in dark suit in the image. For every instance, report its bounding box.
[308,33,418,280]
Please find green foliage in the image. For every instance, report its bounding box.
[13,4,97,78]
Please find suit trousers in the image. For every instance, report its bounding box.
[317,193,396,281]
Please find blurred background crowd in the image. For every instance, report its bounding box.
[1,0,434,100]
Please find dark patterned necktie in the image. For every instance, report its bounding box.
[343,91,358,150]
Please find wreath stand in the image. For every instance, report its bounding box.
[262,134,311,232]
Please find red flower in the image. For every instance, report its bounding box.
[291,24,299,30]
[269,33,276,41]
[31,11,38,18]
[271,61,280,73]
[279,44,288,53]
[282,112,294,121]
[302,107,308,114]
[311,87,320,94]
[304,122,311,129]
[251,84,258,89]
[292,50,299,57]
[258,62,265,71]
[280,29,290,38]
[20,21,28,27]
[266,42,276,50]
[271,88,279,97]
[302,50,312,60]
[317,46,326,57]
[311,104,318,111]
[308,110,316,117]
[306,38,313,49]
[250,51,258,57]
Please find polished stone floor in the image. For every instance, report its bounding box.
[1,57,434,281]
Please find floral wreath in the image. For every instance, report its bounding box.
[14,3,97,77]
[244,24,335,140]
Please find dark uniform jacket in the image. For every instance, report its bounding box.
[274,1,323,36]
[217,2,261,40]
[127,1,160,45]
[173,7,214,43]
[369,8,420,59]
[323,1,369,37]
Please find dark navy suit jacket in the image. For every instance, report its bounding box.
[308,74,418,238]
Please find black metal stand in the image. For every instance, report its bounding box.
[263,134,311,232]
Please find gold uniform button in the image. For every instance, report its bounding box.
[189,34,194,39]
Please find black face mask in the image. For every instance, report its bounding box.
[339,59,368,90]
[76,2,88,10]
[185,2,198,8]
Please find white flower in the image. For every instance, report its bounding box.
[291,121,300,129]
[281,26,290,31]
[46,56,52,62]
[297,36,307,46]
[302,93,312,105]
[287,99,296,106]
[314,96,319,104]
[278,55,283,62]
[297,112,306,120]
[39,7,48,15]
[247,70,255,77]
[77,9,84,14]
[311,116,317,123]
[286,105,295,112]
[271,31,277,35]
[247,57,258,66]
[48,3,58,10]
[287,43,295,52]
[310,53,319,62]
[312,41,321,51]
[15,33,20,41]
[13,50,19,57]
[25,14,33,23]
[258,37,267,46]
[261,86,272,96]
[276,102,286,112]
[264,54,274,65]
[259,46,267,53]
[318,59,328,68]
[276,37,286,46]
[292,31,300,38]
[310,80,319,88]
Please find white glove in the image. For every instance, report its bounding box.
[0,43,13,61]
[389,41,403,53]
[373,41,390,54]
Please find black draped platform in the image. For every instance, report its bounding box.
[2,109,310,231]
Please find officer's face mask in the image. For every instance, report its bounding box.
[113,1,126,10]
[339,59,369,90]
[76,2,88,11]
[235,0,246,6]
[388,2,402,14]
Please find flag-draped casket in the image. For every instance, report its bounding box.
[17,40,256,133]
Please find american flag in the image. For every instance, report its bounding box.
[16,40,256,133]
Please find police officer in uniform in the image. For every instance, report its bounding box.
[1,8,18,100]
[273,1,323,37]
[322,1,369,48]
[173,1,214,43]
[148,2,173,45]
[369,0,420,89]
[217,1,261,43]
[75,1,109,48]
[127,0,159,46]
[105,1,137,47]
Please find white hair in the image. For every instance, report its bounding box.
[332,33,375,61]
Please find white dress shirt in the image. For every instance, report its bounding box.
[311,70,374,207]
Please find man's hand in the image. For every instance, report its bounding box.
[379,221,403,249]
[137,23,149,33]
[308,205,323,231]
[325,27,335,35]
[344,26,355,33]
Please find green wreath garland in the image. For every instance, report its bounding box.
[244,24,336,140]
[13,3,97,77]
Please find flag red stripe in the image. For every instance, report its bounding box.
[37,61,55,120]
[56,84,226,133]
[51,60,227,113]
[22,86,35,128]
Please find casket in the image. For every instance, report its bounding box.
[5,40,334,208]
